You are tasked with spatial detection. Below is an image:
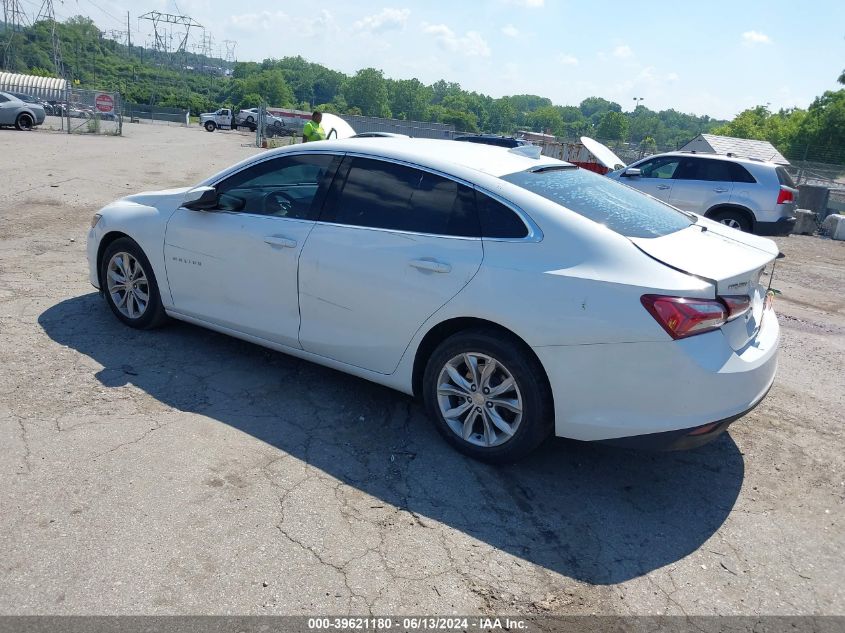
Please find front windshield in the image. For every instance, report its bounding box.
[502,167,692,238]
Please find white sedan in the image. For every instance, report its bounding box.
[87,138,780,462]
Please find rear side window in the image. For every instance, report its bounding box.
[675,158,733,182]
[502,167,692,238]
[476,191,529,238]
[322,157,480,237]
[776,167,796,188]
[729,163,757,183]
[0,95,8,103]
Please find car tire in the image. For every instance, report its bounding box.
[204,121,216,132]
[246,115,254,124]
[710,209,751,232]
[423,329,553,463]
[15,113,33,131]
[100,238,167,330]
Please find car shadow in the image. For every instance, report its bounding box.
[38,294,745,585]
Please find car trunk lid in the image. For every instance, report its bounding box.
[630,222,778,350]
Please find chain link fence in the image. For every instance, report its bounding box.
[38,88,122,135]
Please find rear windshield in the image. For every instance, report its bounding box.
[776,167,796,188]
[501,167,693,238]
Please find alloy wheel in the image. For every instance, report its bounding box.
[436,352,524,448]
[720,218,742,230]
[106,252,150,319]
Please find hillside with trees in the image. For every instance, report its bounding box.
[4,14,843,164]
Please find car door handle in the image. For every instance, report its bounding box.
[656,184,671,190]
[264,235,297,248]
[713,187,729,193]
[409,258,451,274]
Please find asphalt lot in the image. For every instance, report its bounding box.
[0,123,843,615]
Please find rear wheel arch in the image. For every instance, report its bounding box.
[705,205,755,231]
[411,317,551,400]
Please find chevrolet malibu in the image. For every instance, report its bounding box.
[87,139,780,462]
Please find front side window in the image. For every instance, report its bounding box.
[215,153,337,219]
[322,157,480,237]
[502,166,692,239]
[0,95,8,103]
[637,156,681,179]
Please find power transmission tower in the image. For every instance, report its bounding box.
[138,10,201,57]
[198,28,213,58]
[2,0,29,69]
[34,0,64,78]
[222,39,236,64]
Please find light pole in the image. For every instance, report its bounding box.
[633,97,644,110]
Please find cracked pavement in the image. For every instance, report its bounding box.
[0,125,842,615]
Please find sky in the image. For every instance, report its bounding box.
[42,0,845,120]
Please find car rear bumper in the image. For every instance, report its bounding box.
[597,381,772,450]
[756,216,796,236]
[533,307,779,443]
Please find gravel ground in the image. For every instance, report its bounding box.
[0,124,842,616]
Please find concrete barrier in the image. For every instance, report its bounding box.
[792,209,817,235]
[821,214,845,240]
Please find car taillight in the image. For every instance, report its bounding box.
[721,295,751,321]
[641,295,727,339]
[776,187,794,204]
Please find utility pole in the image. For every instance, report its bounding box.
[127,11,131,54]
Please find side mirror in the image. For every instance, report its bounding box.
[183,186,218,211]
[621,168,641,177]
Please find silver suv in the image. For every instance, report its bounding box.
[608,152,797,235]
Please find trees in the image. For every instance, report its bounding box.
[527,105,563,135]
[341,68,391,118]
[596,111,629,141]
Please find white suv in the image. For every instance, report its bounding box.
[608,152,797,235]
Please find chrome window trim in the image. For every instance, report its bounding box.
[207,149,346,188]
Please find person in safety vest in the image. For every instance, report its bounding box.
[302,111,326,143]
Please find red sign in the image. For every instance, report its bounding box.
[95,93,114,113]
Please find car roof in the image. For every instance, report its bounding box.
[649,151,779,168]
[282,137,563,178]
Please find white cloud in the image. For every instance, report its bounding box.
[613,44,633,59]
[504,0,545,7]
[230,9,336,36]
[353,8,410,33]
[501,24,520,38]
[742,30,772,45]
[422,23,491,57]
[557,54,578,66]
[229,10,289,32]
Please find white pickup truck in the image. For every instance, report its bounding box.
[199,108,234,132]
